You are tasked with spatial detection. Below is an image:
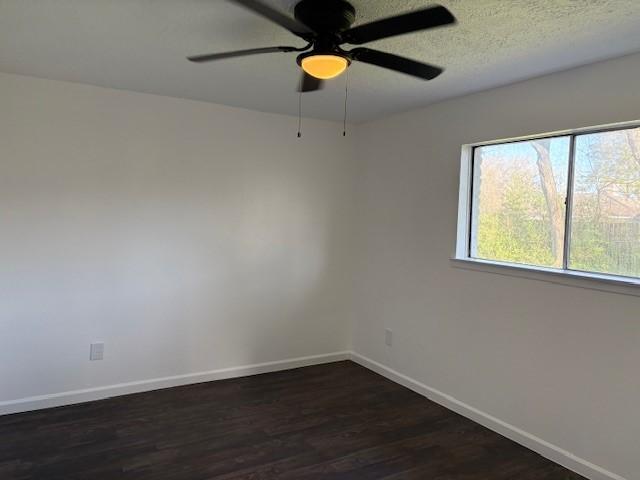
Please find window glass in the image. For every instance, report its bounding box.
[470,137,571,268]
[569,128,640,277]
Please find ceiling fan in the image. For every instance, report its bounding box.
[188,0,456,92]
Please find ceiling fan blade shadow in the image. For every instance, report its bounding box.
[298,72,324,92]
[349,48,443,80]
[342,5,455,45]
[230,0,315,38]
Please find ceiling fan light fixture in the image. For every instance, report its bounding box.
[301,54,349,79]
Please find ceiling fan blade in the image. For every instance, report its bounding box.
[349,48,443,80]
[230,0,314,38]
[298,72,324,92]
[188,46,302,63]
[341,5,455,45]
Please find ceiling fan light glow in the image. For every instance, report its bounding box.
[301,55,349,79]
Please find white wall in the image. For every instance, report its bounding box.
[351,52,640,480]
[0,73,354,404]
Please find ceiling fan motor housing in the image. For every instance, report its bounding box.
[294,0,356,33]
[296,50,351,68]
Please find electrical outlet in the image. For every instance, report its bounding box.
[90,342,104,361]
[385,329,393,347]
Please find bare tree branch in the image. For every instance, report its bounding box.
[531,139,564,267]
[625,130,640,168]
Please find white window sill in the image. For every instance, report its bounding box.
[450,257,640,297]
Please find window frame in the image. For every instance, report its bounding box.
[454,120,640,295]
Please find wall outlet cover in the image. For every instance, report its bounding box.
[90,342,104,361]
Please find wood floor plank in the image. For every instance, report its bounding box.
[0,361,586,479]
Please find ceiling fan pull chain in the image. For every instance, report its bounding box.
[297,88,303,138]
[342,69,349,137]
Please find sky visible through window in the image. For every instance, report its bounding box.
[478,139,570,183]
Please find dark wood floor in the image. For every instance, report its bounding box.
[1,361,584,479]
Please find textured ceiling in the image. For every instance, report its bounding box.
[1,0,640,122]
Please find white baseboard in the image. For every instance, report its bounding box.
[349,351,627,480]
[0,351,350,416]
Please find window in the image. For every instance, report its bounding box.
[459,123,640,282]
